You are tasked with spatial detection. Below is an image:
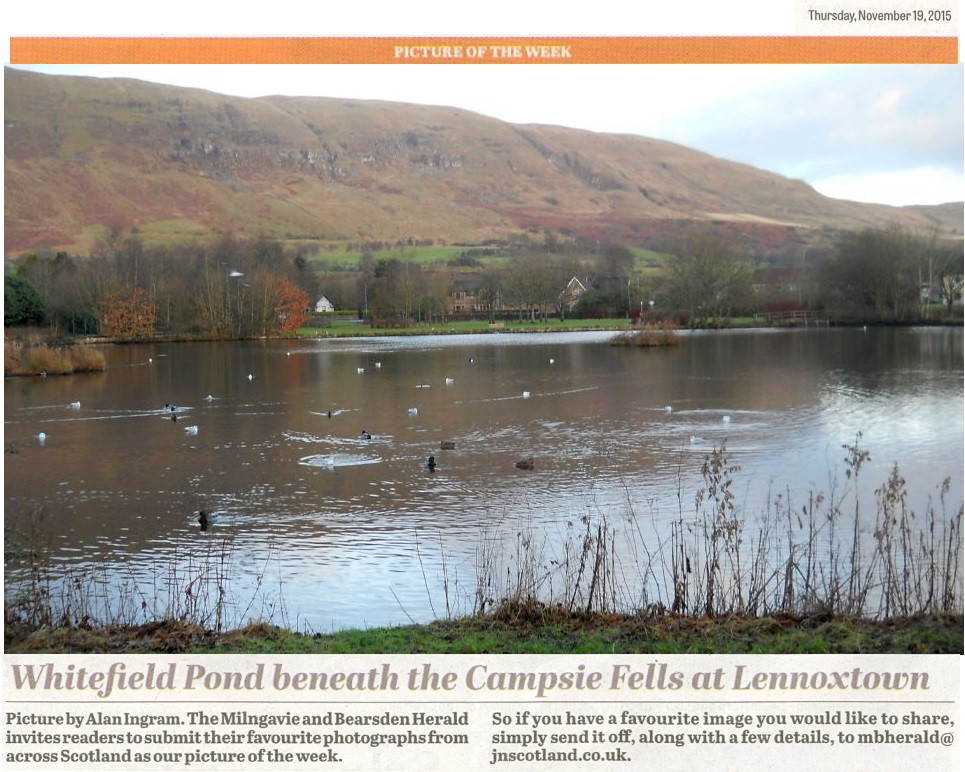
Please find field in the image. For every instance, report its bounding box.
[303,244,668,271]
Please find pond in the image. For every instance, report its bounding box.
[4,327,963,631]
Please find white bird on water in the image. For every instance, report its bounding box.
[407,407,418,416]
[663,405,673,414]
[37,432,47,444]
[522,391,531,398]
[184,425,199,436]
[68,401,81,410]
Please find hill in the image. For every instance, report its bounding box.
[5,66,962,256]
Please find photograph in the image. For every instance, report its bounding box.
[5,60,962,660]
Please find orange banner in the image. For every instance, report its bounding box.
[8,36,958,64]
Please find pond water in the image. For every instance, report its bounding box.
[4,327,963,630]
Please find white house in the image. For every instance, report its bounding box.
[315,296,336,313]
[562,276,588,310]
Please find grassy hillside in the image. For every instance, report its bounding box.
[6,67,962,257]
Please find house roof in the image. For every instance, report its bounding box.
[449,274,486,292]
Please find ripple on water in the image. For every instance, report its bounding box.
[299,453,382,469]
[286,431,392,446]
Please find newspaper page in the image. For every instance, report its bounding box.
[3,1,962,770]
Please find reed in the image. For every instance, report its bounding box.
[609,323,681,348]
[4,340,106,376]
[4,506,286,635]
[467,439,962,622]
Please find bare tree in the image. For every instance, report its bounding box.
[503,253,574,321]
[819,225,939,322]
[476,266,505,321]
[663,231,753,327]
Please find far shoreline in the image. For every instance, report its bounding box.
[7,315,963,349]
[6,320,962,378]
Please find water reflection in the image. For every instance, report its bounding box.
[4,328,963,630]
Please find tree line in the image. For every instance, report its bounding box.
[5,232,314,338]
[4,224,962,336]
[818,225,962,322]
[323,242,638,324]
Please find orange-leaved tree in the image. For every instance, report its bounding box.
[272,277,310,335]
[99,287,156,339]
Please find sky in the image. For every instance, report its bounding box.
[9,62,963,208]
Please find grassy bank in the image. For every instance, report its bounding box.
[6,608,962,654]
[297,316,781,338]
[298,317,637,337]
